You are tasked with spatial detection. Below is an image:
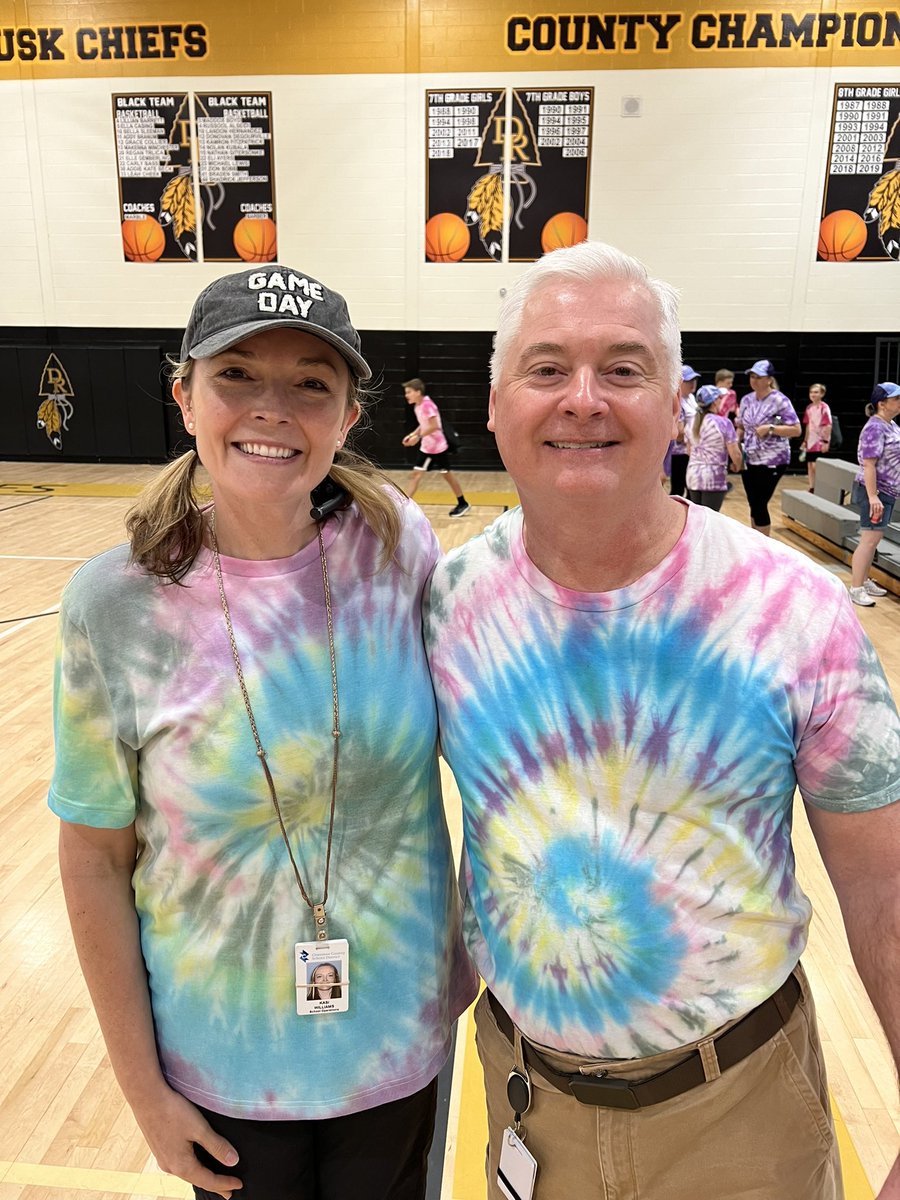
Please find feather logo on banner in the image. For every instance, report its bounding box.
[36,353,74,451]
[464,93,541,259]
[863,115,900,260]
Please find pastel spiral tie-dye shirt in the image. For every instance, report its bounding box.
[686,413,737,492]
[51,498,477,1118]
[425,502,900,1059]
[739,390,799,466]
[856,414,900,497]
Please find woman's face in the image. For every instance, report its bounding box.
[174,326,359,522]
[809,385,825,403]
[313,965,337,991]
[880,395,900,421]
[749,372,771,397]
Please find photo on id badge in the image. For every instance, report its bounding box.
[498,1126,537,1200]
[295,940,350,1015]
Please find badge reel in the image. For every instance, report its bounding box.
[498,1065,538,1200]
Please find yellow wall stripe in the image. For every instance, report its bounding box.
[0,2,898,78]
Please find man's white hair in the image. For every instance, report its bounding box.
[490,241,682,389]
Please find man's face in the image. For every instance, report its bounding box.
[680,378,696,397]
[488,276,678,507]
[404,386,422,405]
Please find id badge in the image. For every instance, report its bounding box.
[295,938,349,1015]
[497,1126,537,1200]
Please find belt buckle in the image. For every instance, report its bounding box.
[569,1073,641,1110]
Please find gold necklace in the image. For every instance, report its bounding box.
[209,509,341,942]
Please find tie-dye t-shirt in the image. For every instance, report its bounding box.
[50,498,477,1118]
[425,502,900,1059]
[685,413,737,492]
[739,391,799,466]
[856,414,900,497]
[803,401,832,453]
[415,396,449,455]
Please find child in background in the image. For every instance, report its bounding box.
[402,378,470,517]
[716,368,738,422]
[801,383,833,492]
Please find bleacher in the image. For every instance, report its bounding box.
[781,458,900,592]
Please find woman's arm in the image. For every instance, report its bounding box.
[727,441,744,472]
[862,458,884,523]
[59,821,243,1199]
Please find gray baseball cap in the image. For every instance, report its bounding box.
[180,266,372,381]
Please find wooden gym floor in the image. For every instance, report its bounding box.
[0,462,897,1199]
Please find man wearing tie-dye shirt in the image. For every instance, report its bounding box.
[425,242,900,1200]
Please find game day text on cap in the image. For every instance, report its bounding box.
[181,267,372,381]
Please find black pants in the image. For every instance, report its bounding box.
[669,453,688,497]
[688,489,726,512]
[742,463,786,527]
[194,1078,438,1200]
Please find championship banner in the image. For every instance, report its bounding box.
[113,92,278,264]
[114,93,195,262]
[818,84,900,261]
[509,88,593,262]
[425,87,594,263]
[425,89,506,262]
[195,93,277,263]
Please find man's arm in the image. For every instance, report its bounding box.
[59,821,243,1198]
[804,799,900,1198]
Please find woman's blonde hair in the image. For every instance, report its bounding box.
[126,361,403,583]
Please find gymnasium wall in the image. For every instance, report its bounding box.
[0,1,898,466]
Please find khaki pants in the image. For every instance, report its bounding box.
[474,966,843,1200]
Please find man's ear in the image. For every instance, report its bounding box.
[487,385,497,432]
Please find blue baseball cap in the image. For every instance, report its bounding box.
[696,385,724,407]
[747,359,775,377]
[871,381,900,403]
[681,365,700,382]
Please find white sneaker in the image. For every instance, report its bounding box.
[864,579,888,597]
[849,586,876,607]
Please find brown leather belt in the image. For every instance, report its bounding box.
[488,972,801,1110]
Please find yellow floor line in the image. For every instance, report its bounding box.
[834,1104,875,1199]
[0,1160,190,1197]
[0,482,145,497]
[416,492,518,509]
[0,482,519,507]
[452,999,490,1200]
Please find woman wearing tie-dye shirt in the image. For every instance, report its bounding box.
[736,358,801,536]
[50,267,476,1200]
[685,384,743,510]
[849,381,900,607]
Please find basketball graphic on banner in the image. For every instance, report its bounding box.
[817,210,867,261]
[122,216,166,262]
[425,213,470,262]
[541,212,588,253]
[233,217,278,263]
